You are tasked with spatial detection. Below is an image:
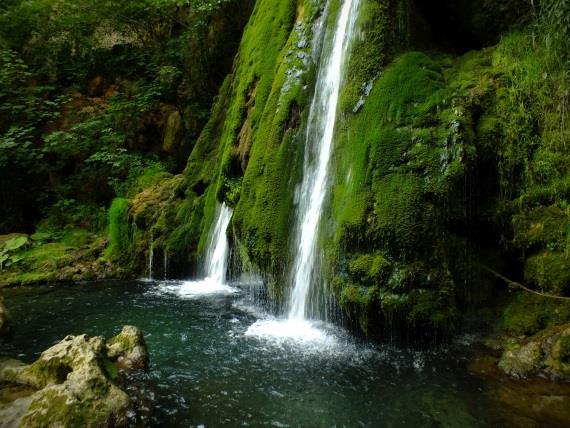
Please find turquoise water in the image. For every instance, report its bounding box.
[1,281,502,427]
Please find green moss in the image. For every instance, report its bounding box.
[348,253,391,285]
[107,198,131,255]
[20,388,115,428]
[229,0,323,273]
[503,293,570,336]
[323,49,481,335]
[0,271,57,287]
[340,283,375,307]
[26,359,73,389]
[513,205,569,252]
[372,174,427,253]
[339,0,408,113]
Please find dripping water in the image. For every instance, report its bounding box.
[148,232,154,281]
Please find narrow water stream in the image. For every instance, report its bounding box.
[288,0,361,321]
[0,281,507,427]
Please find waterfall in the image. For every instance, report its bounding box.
[169,202,235,297]
[148,233,154,280]
[203,203,233,284]
[288,0,361,320]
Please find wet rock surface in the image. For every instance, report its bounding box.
[107,325,150,370]
[0,325,148,427]
[499,323,570,380]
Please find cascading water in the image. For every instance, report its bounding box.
[203,203,233,283]
[246,0,361,343]
[288,0,361,321]
[169,202,236,297]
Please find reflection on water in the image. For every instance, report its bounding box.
[1,280,505,427]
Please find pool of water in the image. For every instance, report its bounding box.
[1,280,505,427]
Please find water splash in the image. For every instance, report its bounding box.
[173,203,235,297]
[288,0,361,321]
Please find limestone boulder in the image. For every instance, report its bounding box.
[0,325,149,427]
[106,325,149,370]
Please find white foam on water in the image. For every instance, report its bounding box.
[150,203,235,298]
[157,278,238,298]
[179,278,237,296]
[245,318,338,349]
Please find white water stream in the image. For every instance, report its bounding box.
[246,0,361,344]
[173,203,236,297]
[288,0,361,321]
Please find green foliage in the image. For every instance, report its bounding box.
[0,0,251,235]
[3,236,29,252]
[540,0,570,51]
[40,199,108,233]
[108,198,131,255]
[0,236,29,271]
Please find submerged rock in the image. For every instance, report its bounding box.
[499,323,570,380]
[0,325,148,427]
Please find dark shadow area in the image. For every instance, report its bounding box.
[411,0,532,53]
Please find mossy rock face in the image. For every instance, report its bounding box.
[324,49,486,338]
[0,326,148,427]
[513,205,569,252]
[104,0,568,345]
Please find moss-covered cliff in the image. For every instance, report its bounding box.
[113,0,569,345]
